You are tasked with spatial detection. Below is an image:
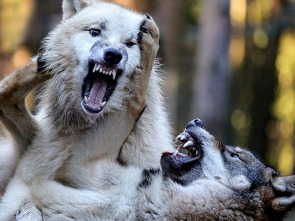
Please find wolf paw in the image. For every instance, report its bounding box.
[126,14,160,118]
[0,57,49,105]
[137,14,160,71]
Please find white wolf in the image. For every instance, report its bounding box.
[29,120,295,220]
[2,0,294,220]
[0,0,173,219]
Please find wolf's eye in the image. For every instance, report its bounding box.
[230,153,240,159]
[126,41,136,48]
[89,29,101,37]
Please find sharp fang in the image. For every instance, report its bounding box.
[175,134,182,143]
[112,70,116,80]
[101,101,106,107]
[180,135,186,141]
[173,150,179,156]
[96,64,101,72]
[93,63,98,73]
[195,149,199,156]
[184,141,193,148]
[99,67,103,73]
[84,96,88,103]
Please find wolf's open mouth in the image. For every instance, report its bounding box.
[160,130,203,182]
[161,130,203,169]
[81,61,123,114]
[163,131,201,159]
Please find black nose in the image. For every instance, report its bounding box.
[104,48,122,65]
[186,118,204,129]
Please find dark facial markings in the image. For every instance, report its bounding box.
[100,22,106,30]
[138,168,161,188]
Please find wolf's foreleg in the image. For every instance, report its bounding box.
[0,56,49,220]
[31,179,108,220]
[0,56,50,149]
[126,14,160,119]
[118,14,169,166]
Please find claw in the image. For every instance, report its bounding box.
[142,26,148,34]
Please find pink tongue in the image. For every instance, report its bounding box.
[86,78,107,110]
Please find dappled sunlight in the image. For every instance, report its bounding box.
[247,0,273,25]
[273,32,295,175]
[0,0,35,54]
[229,0,246,67]
[253,28,269,49]
[230,0,246,28]
[229,37,245,67]
[231,109,248,131]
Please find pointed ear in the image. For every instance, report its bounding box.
[271,175,295,212]
[62,0,91,20]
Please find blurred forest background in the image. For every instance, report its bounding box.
[1,0,295,179]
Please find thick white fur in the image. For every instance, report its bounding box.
[30,163,236,220]
[0,0,173,219]
[2,1,295,220]
[29,125,295,220]
[0,133,20,198]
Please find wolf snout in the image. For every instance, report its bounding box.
[186,118,204,129]
[104,48,123,65]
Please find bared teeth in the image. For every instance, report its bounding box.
[101,101,106,107]
[184,141,193,148]
[195,149,199,156]
[176,134,182,140]
[92,63,117,79]
[95,64,100,72]
[84,96,88,103]
[175,134,182,143]
[180,135,186,141]
[112,70,117,80]
[93,63,98,73]
[173,150,179,156]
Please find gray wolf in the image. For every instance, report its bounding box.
[30,119,295,220]
[0,0,173,219]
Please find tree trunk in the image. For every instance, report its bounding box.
[190,0,231,139]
